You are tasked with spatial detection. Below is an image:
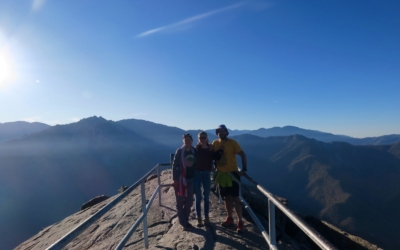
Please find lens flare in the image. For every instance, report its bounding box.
[0,48,16,88]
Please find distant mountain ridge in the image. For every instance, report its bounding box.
[0,116,174,250]
[116,119,218,148]
[1,117,399,249]
[232,133,400,249]
[2,118,399,146]
[207,125,400,145]
[0,121,50,143]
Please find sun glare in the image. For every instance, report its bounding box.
[0,48,16,88]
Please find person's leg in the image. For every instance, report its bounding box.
[203,171,211,225]
[233,196,243,221]
[230,177,242,221]
[194,170,202,219]
[221,194,234,226]
[184,179,194,225]
[219,185,234,226]
[235,196,244,233]
[234,195,244,233]
[203,171,211,218]
[224,195,233,218]
[230,173,245,233]
[175,190,188,227]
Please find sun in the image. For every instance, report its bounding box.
[0,49,16,88]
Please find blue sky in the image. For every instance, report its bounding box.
[0,0,399,138]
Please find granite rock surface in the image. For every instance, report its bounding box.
[15,169,379,250]
[15,170,293,250]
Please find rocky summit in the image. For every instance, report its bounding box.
[15,170,380,250]
[15,170,271,249]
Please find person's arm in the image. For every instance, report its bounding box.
[237,150,247,173]
[172,149,180,181]
[172,149,181,190]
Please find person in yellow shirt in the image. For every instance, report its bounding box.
[212,124,247,233]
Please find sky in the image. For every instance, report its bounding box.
[0,0,399,138]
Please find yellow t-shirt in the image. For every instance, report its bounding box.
[212,138,242,172]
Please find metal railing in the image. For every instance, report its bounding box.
[46,157,337,250]
[46,163,172,250]
[228,172,337,250]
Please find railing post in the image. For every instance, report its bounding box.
[170,154,174,168]
[217,185,223,203]
[141,180,149,248]
[268,199,276,248]
[157,165,161,205]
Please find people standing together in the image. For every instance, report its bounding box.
[172,125,247,233]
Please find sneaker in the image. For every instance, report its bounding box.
[186,222,194,228]
[204,217,211,225]
[197,218,204,227]
[221,216,234,227]
[182,226,191,231]
[237,220,244,233]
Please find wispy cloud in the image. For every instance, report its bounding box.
[32,0,47,12]
[137,2,246,38]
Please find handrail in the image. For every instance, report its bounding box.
[114,184,161,249]
[114,163,172,249]
[229,173,278,250]
[45,155,337,250]
[229,172,337,250]
[46,163,171,250]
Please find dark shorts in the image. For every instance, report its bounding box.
[219,171,240,198]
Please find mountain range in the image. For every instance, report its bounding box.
[1,116,400,249]
[0,121,50,143]
[0,117,173,249]
[2,119,400,146]
[207,126,400,145]
[235,134,400,249]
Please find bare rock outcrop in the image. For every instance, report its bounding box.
[80,195,110,211]
[15,170,293,250]
[16,169,379,250]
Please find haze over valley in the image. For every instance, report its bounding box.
[1,117,400,249]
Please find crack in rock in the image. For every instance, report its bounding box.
[122,232,164,248]
[154,246,174,250]
[148,220,170,228]
[88,224,100,234]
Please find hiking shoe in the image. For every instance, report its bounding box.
[221,216,234,227]
[197,218,204,227]
[237,220,244,233]
[204,217,211,225]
